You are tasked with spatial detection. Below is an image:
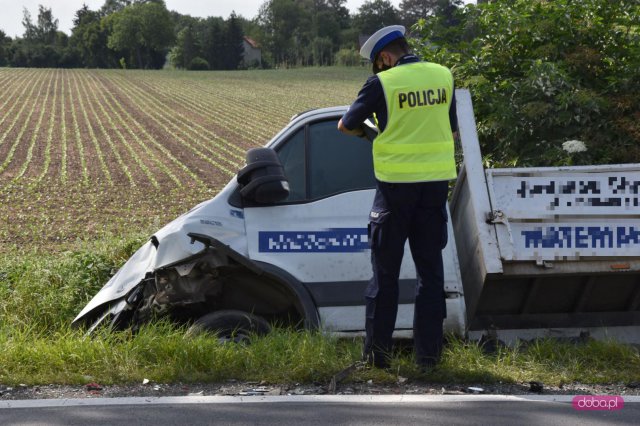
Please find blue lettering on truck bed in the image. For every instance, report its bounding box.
[522,226,640,249]
[259,228,369,252]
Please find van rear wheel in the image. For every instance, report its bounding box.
[186,310,271,343]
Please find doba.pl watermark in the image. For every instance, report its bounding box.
[573,395,624,411]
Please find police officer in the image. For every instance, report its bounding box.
[337,25,458,371]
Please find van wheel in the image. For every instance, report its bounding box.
[186,310,271,343]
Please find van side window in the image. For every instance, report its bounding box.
[308,120,375,199]
[276,128,306,202]
[275,118,375,203]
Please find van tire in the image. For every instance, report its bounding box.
[186,310,271,343]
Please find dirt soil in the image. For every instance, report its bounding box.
[2,380,639,400]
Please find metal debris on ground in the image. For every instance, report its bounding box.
[85,383,103,391]
[2,381,640,400]
[328,361,366,394]
[443,389,466,395]
[239,387,269,396]
[529,381,544,393]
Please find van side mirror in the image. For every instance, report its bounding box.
[237,148,290,204]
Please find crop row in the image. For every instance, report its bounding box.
[85,72,192,187]
[96,72,243,177]
[0,67,369,252]
[0,69,52,183]
[0,70,238,189]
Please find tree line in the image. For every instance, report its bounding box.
[416,0,639,166]
[0,0,636,168]
[0,0,461,70]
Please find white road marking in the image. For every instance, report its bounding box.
[2,394,640,409]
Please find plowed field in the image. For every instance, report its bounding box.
[0,67,368,252]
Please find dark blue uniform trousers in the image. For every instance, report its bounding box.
[364,179,449,368]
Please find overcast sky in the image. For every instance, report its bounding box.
[0,0,412,38]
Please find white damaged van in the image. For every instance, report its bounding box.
[73,105,466,339]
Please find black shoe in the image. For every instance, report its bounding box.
[363,351,390,369]
[417,358,438,374]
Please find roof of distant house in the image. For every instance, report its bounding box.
[243,36,259,49]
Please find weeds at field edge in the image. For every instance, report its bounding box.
[0,236,638,387]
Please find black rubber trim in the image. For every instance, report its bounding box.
[188,233,263,276]
[470,312,640,330]
[304,279,418,307]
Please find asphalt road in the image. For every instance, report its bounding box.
[1,395,638,425]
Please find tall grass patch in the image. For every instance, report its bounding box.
[0,323,362,385]
[0,234,146,331]
[429,336,640,386]
[1,325,638,386]
[0,237,638,386]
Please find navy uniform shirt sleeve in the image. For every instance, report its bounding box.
[449,85,458,133]
[341,75,388,132]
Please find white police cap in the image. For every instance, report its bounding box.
[359,25,406,62]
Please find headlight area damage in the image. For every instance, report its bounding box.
[72,233,308,336]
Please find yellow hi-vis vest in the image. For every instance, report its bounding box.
[374,61,457,183]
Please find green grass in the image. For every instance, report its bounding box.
[0,235,639,387]
[433,336,640,385]
[0,325,638,387]
[0,233,148,332]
